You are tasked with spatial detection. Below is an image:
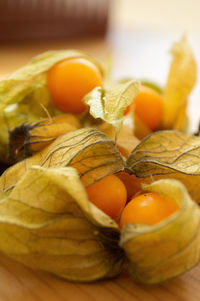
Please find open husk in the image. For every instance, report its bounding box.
[0,50,103,162]
[120,179,200,284]
[0,127,124,192]
[83,80,139,138]
[161,36,197,130]
[127,130,200,203]
[0,165,124,281]
[1,128,200,283]
[0,36,198,284]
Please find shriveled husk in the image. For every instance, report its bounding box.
[120,179,200,284]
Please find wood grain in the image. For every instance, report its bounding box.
[0,253,199,301]
[0,37,110,79]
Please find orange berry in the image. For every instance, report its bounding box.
[47,58,103,114]
[86,174,127,219]
[125,86,163,130]
[120,192,179,228]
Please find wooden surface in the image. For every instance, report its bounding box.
[0,37,110,78]
[0,252,200,301]
[1,6,200,299]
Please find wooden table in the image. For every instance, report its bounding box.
[1,30,200,300]
[0,37,110,78]
[1,252,200,301]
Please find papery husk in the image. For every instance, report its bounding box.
[161,36,197,129]
[126,130,200,203]
[172,101,188,132]
[9,114,81,163]
[98,114,139,158]
[0,50,103,162]
[120,179,200,284]
[83,80,140,138]
[0,165,124,281]
[1,127,200,284]
[0,128,124,192]
[0,50,102,109]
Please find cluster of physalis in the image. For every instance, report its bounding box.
[0,36,199,284]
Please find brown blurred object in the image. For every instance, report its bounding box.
[0,162,9,175]
[0,0,110,42]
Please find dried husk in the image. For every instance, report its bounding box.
[83,80,140,138]
[0,50,102,109]
[127,36,196,135]
[0,128,124,192]
[1,128,200,283]
[0,50,103,162]
[120,179,200,284]
[0,165,124,281]
[9,114,81,163]
[0,37,198,284]
[98,114,139,158]
[127,130,200,203]
[0,127,125,281]
[161,36,197,130]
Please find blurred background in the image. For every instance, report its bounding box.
[112,0,200,31]
[0,0,200,130]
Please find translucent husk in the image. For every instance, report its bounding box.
[0,50,103,162]
[126,130,200,204]
[0,127,126,282]
[0,36,198,284]
[0,165,124,281]
[0,36,196,164]
[120,179,200,284]
[9,114,81,163]
[83,80,140,138]
[161,36,197,130]
[0,128,124,192]
[1,127,200,284]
